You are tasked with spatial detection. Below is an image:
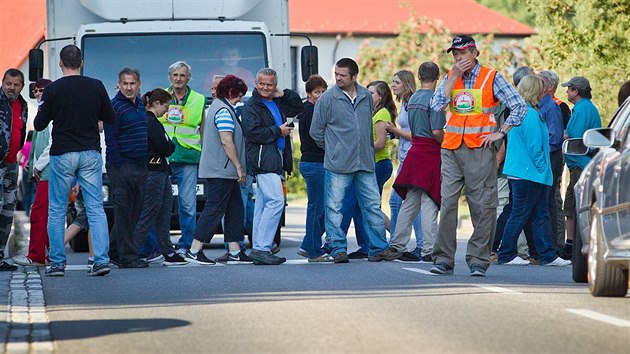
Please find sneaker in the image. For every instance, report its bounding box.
[87,263,111,276]
[410,247,422,259]
[296,248,307,258]
[163,253,188,266]
[45,263,65,277]
[215,251,253,263]
[368,248,400,262]
[398,251,420,262]
[470,264,486,277]
[271,243,280,254]
[429,262,454,275]
[251,250,286,265]
[119,259,149,268]
[544,257,572,267]
[333,252,349,264]
[420,255,433,263]
[14,257,47,267]
[0,260,18,271]
[501,256,530,266]
[87,257,94,269]
[185,250,216,265]
[308,254,334,263]
[347,250,368,259]
[142,252,164,264]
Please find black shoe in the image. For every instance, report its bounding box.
[142,252,164,264]
[0,261,18,272]
[347,250,368,259]
[163,253,188,266]
[398,251,420,262]
[87,263,111,276]
[470,264,486,277]
[119,259,149,268]
[333,252,349,264]
[185,250,216,265]
[429,262,454,275]
[216,251,253,263]
[251,250,286,265]
[45,263,65,277]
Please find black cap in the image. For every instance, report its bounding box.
[446,35,476,53]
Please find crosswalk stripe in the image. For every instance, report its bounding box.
[403,267,438,276]
[566,309,630,327]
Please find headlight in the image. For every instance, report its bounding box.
[102,186,109,203]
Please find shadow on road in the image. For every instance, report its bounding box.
[48,318,190,341]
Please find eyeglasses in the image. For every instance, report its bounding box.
[33,88,44,93]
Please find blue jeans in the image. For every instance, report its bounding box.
[48,151,109,266]
[171,163,198,251]
[325,170,388,257]
[389,164,423,248]
[497,179,558,265]
[252,173,284,252]
[299,162,326,258]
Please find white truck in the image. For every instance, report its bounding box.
[29,0,317,251]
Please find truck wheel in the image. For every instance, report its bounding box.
[587,209,628,297]
[572,225,588,283]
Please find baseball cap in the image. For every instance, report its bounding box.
[446,35,476,53]
[561,76,591,91]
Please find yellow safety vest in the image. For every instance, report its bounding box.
[159,88,205,152]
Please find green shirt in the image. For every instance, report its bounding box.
[372,108,392,162]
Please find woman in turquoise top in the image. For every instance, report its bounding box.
[498,75,571,267]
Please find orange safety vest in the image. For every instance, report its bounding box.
[442,66,499,149]
[552,96,564,106]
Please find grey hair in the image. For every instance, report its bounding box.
[118,67,140,81]
[539,70,559,87]
[168,61,192,80]
[513,66,534,87]
[256,68,278,85]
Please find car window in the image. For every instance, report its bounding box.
[616,104,630,147]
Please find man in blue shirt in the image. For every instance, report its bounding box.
[537,73,565,253]
[561,76,601,258]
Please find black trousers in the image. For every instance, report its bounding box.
[193,178,244,243]
[108,161,147,265]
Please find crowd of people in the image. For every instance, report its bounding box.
[0,34,622,277]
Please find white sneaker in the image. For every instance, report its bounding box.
[544,257,572,267]
[503,256,530,266]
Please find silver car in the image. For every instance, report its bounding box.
[563,97,630,297]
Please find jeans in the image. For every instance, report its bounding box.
[193,178,243,243]
[493,183,537,258]
[133,171,175,256]
[389,164,422,248]
[108,161,147,265]
[299,162,326,258]
[497,179,558,265]
[252,173,284,252]
[325,170,388,257]
[171,163,198,251]
[340,159,392,253]
[48,151,109,266]
[21,167,36,216]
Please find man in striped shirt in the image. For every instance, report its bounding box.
[105,67,149,268]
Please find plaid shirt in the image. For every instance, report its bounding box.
[431,62,526,126]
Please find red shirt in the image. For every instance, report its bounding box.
[5,100,24,164]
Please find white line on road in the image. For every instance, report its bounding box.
[475,285,523,295]
[403,267,438,276]
[566,309,630,328]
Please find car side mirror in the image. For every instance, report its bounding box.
[29,49,44,82]
[300,46,318,82]
[562,138,589,155]
[583,128,615,148]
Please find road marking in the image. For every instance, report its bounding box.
[475,286,523,295]
[403,267,438,276]
[566,309,630,328]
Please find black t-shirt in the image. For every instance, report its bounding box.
[559,101,572,129]
[34,75,115,156]
[298,101,324,163]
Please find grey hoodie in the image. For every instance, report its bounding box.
[310,83,375,174]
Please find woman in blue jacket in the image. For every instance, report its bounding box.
[498,75,571,267]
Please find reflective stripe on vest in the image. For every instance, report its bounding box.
[443,66,499,149]
[552,96,564,106]
[159,89,205,151]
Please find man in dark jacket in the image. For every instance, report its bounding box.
[0,68,27,272]
[241,68,302,265]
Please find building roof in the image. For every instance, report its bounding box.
[289,0,535,37]
[0,0,46,72]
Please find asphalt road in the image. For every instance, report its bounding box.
[9,206,630,353]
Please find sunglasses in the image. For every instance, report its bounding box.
[33,88,44,93]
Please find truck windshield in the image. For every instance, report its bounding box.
[82,33,266,98]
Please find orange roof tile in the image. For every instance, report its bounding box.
[289,0,535,36]
[0,0,46,71]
